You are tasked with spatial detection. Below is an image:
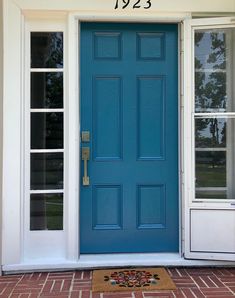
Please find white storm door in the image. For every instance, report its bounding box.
[184,17,235,261]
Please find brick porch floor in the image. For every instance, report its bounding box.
[0,268,234,298]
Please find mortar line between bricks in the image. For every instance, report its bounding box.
[68,271,75,298]
[218,269,226,276]
[211,272,217,279]
[60,279,65,292]
[180,289,187,298]
[188,275,196,287]
[191,288,202,298]
[39,272,49,296]
[199,276,209,288]
[51,279,56,292]
[208,275,219,287]
[38,272,42,281]
[0,282,7,295]
[190,276,201,290]
[175,269,183,277]
[224,269,233,276]
[224,281,235,296]
[181,289,189,298]
[9,273,26,298]
[166,268,171,277]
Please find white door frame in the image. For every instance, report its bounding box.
[2,0,235,271]
[67,13,184,262]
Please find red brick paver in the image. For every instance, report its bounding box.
[0,268,233,297]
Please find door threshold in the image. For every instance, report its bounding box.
[3,253,235,273]
[78,253,235,268]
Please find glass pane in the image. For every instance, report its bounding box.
[31,113,63,149]
[30,193,63,230]
[196,190,226,200]
[31,32,63,68]
[195,30,226,71]
[31,153,63,190]
[195,151,226,188]
[195,118,226,148]
[195,117,235,199]
[31,72,63,109]
[195,28,235,112]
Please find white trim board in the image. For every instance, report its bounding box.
[183,17,235,262]
[3,0,235,268]
[75,15,183,260]
[2,254,235,273]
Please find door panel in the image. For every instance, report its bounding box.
[191,210,235,253]
[80,23,178,253]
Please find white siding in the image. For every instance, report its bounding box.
[0,0,3,276]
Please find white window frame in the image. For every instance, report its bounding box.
[3,9,185,268]
[184,17,235,261]
[194,27,235,204]
[2,7,80,266]
[23,20,69,261]
[184,17,235,207]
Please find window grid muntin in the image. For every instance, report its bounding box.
[193,27,235,202]
[30,31,64,230]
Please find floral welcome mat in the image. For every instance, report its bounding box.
[92,268,176,292]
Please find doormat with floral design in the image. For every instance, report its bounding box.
[92,268,176,292]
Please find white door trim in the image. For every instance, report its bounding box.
[3,2,189,267]
[3,0,234,269]
[73,14,185,260]
[183,17,235,261]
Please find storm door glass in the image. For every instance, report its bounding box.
[194,28,235,200]
[30,32,64,229]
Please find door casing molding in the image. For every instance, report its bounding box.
[3,5,235,269]
[72,14,184,260]
[2,1,192,268]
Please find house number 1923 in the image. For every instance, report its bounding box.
[114,0,152,9]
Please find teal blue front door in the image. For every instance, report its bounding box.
[80,23,178,253]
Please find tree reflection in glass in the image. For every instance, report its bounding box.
[31,32,63,68]
[195,30,228,112]
[194,28,235,199]
[31,72,63,109]
[195,118,226,148]
[30,32,64,231]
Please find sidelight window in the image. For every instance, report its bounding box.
[30,32,64,230]
[194,28,235,200]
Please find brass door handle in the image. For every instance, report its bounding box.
[82,147,90,186]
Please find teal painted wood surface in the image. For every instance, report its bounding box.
[80,23,178,253]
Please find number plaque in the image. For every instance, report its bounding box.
[114,0,152,9]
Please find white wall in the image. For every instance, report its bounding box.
[13,0,235,13]
[0,0,3,275]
